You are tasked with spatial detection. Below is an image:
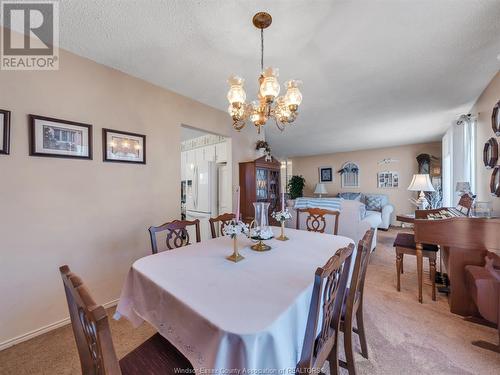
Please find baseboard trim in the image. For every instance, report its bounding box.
[0,298,119,352]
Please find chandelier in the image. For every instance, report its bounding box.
[227,12,303,134]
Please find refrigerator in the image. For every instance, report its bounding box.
[185,160,217,241]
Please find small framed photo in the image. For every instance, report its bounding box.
[0,109,11,155]
[103,128,146,164]
[319,166,333,183]
[29,115,92,159]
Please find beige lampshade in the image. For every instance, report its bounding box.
[314,183,328,195]
[408,174,435,192]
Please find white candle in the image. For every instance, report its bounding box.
[281,191,285,211]
[236,186,240,221]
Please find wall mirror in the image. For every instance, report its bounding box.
[483,137,498,169]
[491,166,500,197]
[493,100,500,136]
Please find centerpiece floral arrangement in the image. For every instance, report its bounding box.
[223,220,249,238]
[271,209,292,223]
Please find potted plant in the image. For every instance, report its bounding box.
[287,175,306,200]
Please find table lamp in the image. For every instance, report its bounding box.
[314,183,328,198]
[408,174,435,209]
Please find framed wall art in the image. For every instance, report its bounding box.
[103,128,146,164]
[319,166,333,183]
[483,137,498,169]
[377,171,399,188]
[0,109,11,155]
[29,115,92,159]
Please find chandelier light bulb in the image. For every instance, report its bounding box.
[259,67,280,102]
[227,75,247,105]
[284,80,303,111]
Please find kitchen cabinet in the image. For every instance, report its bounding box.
[215,142,227,163]
[204,144,216,162]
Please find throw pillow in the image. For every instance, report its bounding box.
[338,192,362,201]
[365,195,383,212]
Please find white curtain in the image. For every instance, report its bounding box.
[441,116,476,207]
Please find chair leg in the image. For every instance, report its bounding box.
[343,312,357,375]
[430,256,437,301]
[400,253,404,274]
[356,306,369,359]
[396,252,402,292]
[327,341,340,375]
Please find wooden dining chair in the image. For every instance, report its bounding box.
[296,208,340,235]
[209,213,236,239]
[59,265,193,375]
[296,243,354,375]
[340,229,375,375]
[148,219,200,254]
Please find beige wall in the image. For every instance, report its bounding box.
[471,71,500,211]
[0,44,260,345]
[290,142,442,218]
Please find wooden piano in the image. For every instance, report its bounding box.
[414,207,500,316]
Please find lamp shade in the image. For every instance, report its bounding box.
[455,182,471,193]
[408,174,435,192]
[314,183,328,195]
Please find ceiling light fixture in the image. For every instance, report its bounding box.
[227,12,303,134]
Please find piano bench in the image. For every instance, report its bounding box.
[393,233,438,301]
[465,265,499,325]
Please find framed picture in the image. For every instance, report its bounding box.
[377,171,399,188]
[29,115,92,159]
[103,128,146,164]
[319,166,333,183]
[0,109,11,155]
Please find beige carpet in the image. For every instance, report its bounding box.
[0,228,498,375]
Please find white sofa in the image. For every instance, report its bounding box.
[337,193,394,230]
[286,198,381,251]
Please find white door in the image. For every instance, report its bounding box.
[186,150,195,181]
[195,161,216,214]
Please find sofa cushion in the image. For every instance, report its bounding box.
[338,192,362,201]
[364,211,382,228]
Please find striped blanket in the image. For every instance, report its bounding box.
[294,197,342,211]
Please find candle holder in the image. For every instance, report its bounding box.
[271,209,292,241]
[276,221,289,241]
[227,236,244,262]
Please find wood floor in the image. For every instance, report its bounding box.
[0,228,498,375]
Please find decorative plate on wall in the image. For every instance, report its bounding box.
[483,137,498,169]
[492,100,500,136]
[491,166,500,197]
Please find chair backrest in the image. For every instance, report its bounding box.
[457,193,474,215]
[296,208,340,235]
[346,229,375,315]
[209,213,236,239]
[59,265,121,375]
[148,219,200,254]
[297,243,354,371]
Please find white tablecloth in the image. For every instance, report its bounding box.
[115,227,353,373]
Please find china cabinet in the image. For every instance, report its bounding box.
[239,155,281,224]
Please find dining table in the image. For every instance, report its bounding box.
[115,226,354,374]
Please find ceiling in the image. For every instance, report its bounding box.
[54,1,500,156]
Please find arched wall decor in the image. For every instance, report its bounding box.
[490,166,500,197]
[338,162,360,188]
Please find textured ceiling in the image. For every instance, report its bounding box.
[54,1,500,156]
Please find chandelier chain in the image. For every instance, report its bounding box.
[260,28,264,72]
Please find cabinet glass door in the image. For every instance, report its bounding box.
[256,168,268,200]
